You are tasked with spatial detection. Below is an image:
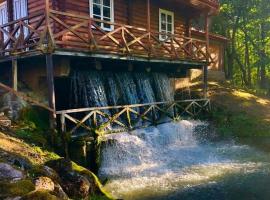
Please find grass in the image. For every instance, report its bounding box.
[206,82,270,137]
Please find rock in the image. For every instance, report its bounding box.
[46,159,91,199]
[4,197,21,200]
[0,180,35,199]
[21,190,60,200]
[34,177,55,191]
[31,166,60,183]
[54,183,69,200]
[0,163,24,181]
[61,173,90,199]
[0,93,27,120]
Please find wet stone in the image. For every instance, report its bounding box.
[0,163,24,181]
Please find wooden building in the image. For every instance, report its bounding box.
[0,0,220,127]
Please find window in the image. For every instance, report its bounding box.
[159,9,174,41]
[0,2,7,25]
[0,2,8,42]
[13,0,28,38]
[90,0,114,31]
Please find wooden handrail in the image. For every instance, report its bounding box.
[56,99,209,115]
[57,99,211,135]
[0,82,54,113]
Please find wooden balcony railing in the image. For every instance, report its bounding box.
[0,9,212,63]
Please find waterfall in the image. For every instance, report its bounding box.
[99,121,270,200]
[69,70,174,109]
[152,73,174,102]
[134,73,156,104]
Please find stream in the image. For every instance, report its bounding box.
[99,121,270,200]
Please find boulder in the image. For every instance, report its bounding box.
[54,183,69,200]
[0,163,24,181]
[60,172,90,199]
[21,190,60,200]
[34,177,55,191]
[0,93,27,120]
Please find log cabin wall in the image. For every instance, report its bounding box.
[129,0,190,37]
[50,0,192,52]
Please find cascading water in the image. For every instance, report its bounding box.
[99,121,270,200]
[69,70,172,109]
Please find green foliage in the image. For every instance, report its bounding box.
[19,107,50,131]
[212,0,270,90]
[211,107,270,137]
[14,107,50,146]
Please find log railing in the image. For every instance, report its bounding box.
[56,99,211,136]
[0,9,212,63]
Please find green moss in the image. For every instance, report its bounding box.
[71,162,114,200]
[0,180,35,198]
[22,190,59,200]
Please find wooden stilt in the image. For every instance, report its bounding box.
[12,59,18,91]
[46,54,57,136]
[203,65,208,98]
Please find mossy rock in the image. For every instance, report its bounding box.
[0,179,35,198]
[22,189,60,200]
[46,158,114,200]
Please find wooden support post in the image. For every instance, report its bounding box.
[204,13,210,98]
[46,54,57,139]
[12,59,18,91]
[147,0,151,54]
[45,0,50,25]
[203,65,208,98]
[7,0,14,47]
[185,17,192,55]
[205,14,210,63]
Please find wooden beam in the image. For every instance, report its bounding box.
[147,0,151,53]
[147,0,151,32]
[45,54,56,130]
[11,59,18,91]
[203,65,208,98]
[205,14,210,63]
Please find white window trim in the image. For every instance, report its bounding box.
[89,0,114,31]
[159,8,174,41]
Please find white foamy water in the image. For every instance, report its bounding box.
[99,121,270,200]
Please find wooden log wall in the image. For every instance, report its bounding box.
[50,0,192,53]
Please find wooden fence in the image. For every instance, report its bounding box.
[56,99,211,136]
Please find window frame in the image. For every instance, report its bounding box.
[159,8,174,41]
[89,0,114,31]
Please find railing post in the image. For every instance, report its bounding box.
[185,17,192,58]
[203,65,208,98]
[45,0,50,26]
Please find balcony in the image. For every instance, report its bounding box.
[0,9,212,64]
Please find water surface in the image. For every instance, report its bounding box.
[99,121,270,200]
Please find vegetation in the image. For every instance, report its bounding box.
[212,0,270,93]
[206,82,270,137]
